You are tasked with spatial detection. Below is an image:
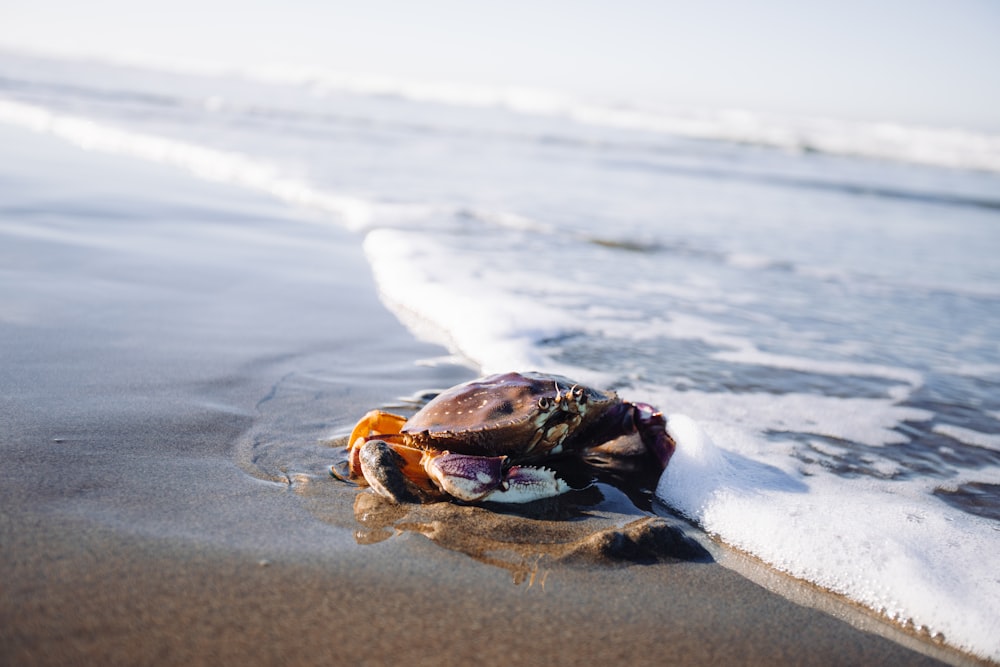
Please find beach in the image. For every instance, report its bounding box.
[0,122,984,666]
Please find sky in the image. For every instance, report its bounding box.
[1,0,998,130]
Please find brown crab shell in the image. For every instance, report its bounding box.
[400,371,620,459]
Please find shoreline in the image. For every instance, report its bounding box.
[0,124,988,666]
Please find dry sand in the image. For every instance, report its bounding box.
[0,126,982,665]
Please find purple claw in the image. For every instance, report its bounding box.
[632,402,675,469]
[426,453,570,503]
[426,452,506,501]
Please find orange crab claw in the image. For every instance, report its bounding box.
[344,410,441,497]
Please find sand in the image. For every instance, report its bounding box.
[0,126,983,666]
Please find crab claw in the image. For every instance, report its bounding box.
[632,402,675,469]
[426,454,570,503]
[357,439,429,504]
[481,465,571,504]
[426,452,506,502]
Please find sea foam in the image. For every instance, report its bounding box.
[362,228,578,374]
[362,221,1000,660]
[0,98,379,231]
[7,46,1000,173]
[660,415,1000,661]
[240,65,1000,173]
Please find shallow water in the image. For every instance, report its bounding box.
[2,49,998,661]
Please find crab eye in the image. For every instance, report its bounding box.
[572,386,586,402]
[537,397,551,410]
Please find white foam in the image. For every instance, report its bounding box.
[9,47,999,173]
[252,68,1000,173]
[952,363,1000,378]
[239,63,1000,173]
[0,98,382,230]
[362,228,577,374]
[363,226,935,451]
[361,221,1000,659]
[712,346,924,394]
[650,386,930,450]
[255,65,574,117]
[591,311,924,396]
[933,424,1000,453]
[658,415,1000,661]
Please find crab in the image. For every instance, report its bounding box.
[332,371,675,504]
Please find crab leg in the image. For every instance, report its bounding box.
[426,453,570,503]
[349,409,408,448]
[343,410,410,480]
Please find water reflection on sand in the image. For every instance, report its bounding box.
[345,484,710,585]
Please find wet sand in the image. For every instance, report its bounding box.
[0,126,982,665]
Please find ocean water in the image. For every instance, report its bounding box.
[2,50,999,660]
